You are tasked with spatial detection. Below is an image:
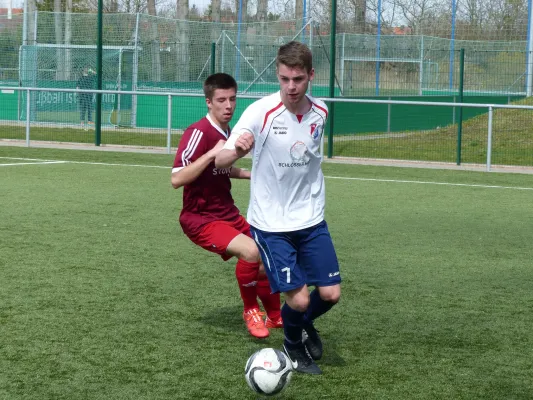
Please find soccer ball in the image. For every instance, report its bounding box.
[244,348,293,396]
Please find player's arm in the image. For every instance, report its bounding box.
[171,139,225,189]
[230,167,251,179]
[215,131,254,168]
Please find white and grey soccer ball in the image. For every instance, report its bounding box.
[244,348,293,396]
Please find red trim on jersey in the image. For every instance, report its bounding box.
[296,114,303,123]
[312,102,328,118]
[260,102,284,133]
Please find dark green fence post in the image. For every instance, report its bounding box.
[95,0,103,146]
[456,48,465,165]
[327,0,337,159]
[210,43,216,75]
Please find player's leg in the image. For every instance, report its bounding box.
[225,230,259,263]
[87,98,92,123]
[298,220,341,360]
[79,99,85,124]
[225,228,262,311]
[282,289,324,374]
[83,99,89,129]
[191,221,267,338]
[234,257,270,338]
[251,226,321,374]
[300,220,341,318]
[259,274,283,329]
[235,219,282,328]
[281,285,310,346]
[227,217,281,336]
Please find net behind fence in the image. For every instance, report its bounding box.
[2,12,531,95]
[1,11,533,128]
[18,44,133,126]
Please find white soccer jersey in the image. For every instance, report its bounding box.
[224,91,328,232]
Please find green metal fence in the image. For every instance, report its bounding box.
[1,87,533,169]
[2,11,533,168]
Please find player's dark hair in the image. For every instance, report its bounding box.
[276,41,313,73]
[203,73,237,100]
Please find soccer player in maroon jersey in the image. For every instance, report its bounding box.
[171,73,282,338]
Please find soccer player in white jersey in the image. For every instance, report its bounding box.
[215,41,341,374]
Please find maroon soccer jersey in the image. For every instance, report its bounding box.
[173,115,241,237]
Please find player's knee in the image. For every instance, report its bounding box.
[290,298,310,312]
[324,292,341,304]
[319,286,341,304]
[240,245,260,263]
[286,291,310,312]
[258,262,265,275]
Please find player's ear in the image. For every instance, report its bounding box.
[308,68,315,82]
[205,97,212,110]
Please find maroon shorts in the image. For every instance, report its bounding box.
[188,215,251,261]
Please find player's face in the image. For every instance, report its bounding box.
[206,88,237,129]
[277,64,314,111]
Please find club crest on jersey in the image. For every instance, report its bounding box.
[310,124,321,140]
[289,141,309,163]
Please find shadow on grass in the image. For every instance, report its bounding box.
[198,305,286,346]
[197,305,243,332]
[320,337,348,368]
[198,305,349,366]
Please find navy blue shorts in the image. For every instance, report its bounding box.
[250,220,341,293]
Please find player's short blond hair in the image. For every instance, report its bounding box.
[276,41,313,73]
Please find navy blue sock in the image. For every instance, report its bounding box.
[282,303,305,349]
[303,289,335,325]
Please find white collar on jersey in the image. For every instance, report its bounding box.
[206,114,230,139]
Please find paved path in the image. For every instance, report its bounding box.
[2,139,533,174]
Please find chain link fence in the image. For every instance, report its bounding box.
[0,12,531,96]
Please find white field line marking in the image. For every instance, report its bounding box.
[1,157,532,191]
[0,160,68,167]
[325,176,533,191]
[0,157,166,169]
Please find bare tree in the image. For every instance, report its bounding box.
[211,0,222,41]
[269,0,296,20]
[308,0,329,27]
[147,0,162,81]
[460,0,484,26]
[309,0,371,34]
[256,0,267,36]
[295,0,303,21]
[365,0,398,32]
[82,0,145,13]
[485,0,527,40]
[176,0,189,81]
[147,0,157,19]
[235,0,248,22]
[356,0,367,32]
[54,0,66,80]
[346,0,367,33]
[395,0,441,34]
[65,0,73,79]
[109,0,119,12]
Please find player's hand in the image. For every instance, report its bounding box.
[208,139,226,159]
[235,132,254,157]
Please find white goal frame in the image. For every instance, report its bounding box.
[341,57,439,96]
[18,43,141,126]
